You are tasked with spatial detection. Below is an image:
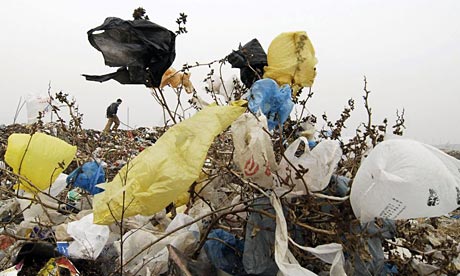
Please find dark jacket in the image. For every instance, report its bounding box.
[106,102,119,118]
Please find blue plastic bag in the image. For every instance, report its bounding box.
[66,161,105,195]
[204,229,246,275]
[247,78,294,130]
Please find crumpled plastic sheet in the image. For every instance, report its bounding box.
[66,213,110,260]
[66,161,105,195]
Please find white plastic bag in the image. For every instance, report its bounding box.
[26,94,51,124]
[231,114,278,188]
[118,213,200,275]
[278,137,342,194]
[271,194,346,276]
[350,139,460,223]
[67,213,109,259]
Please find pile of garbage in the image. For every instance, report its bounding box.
[2,10,460,276]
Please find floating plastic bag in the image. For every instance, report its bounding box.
[94,102,246,224]
[271,194,346,276]
[83,17,176,87]
[350,139,460,223]
[26,94,51,124]
[227,38,267,88]
[67,213,109,259]
[278,137,342,194]
[231,113,277,188]
[263,31,317,96]
[5,133,76,192]
[247,78,293,130]
[66,161,105,195]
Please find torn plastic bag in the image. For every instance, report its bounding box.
[204,229,246,275]
[247,78,293,130]
[350,139,460,223]
[66,161,105,195]
[263,31,317,96]
[94,102,246,224]
[5,133,76,193]
[243,198,278,275]
[231,113,277,188]
[227,39,267,88]
[271,194,346,276]
[66,213,109,259]
[278,137,342,194]
[83,17,176,87]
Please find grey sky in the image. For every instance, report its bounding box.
[1,0,459,145]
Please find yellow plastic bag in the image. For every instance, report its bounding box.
[94,102,246,225]
[5,133,76,192]
[263,31,317,96]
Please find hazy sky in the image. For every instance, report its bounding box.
[1,0,459,145]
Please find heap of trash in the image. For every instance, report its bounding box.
[1,9,460,276]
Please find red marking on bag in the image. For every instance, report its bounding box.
[244,155,259,176]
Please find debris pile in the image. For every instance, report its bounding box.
[1,9,460,276]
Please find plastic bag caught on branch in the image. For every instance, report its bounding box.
[5,133,76,192]
[93,102,246,225]
[83,17,176,87]
[351,139,460,223]
[271,194,346,276]
[231,113,277,188]
[227,38,267,88]
[278,137,342,194]
[247,78,293,130]
[263,31,317,96]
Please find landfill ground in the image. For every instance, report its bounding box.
[1,120,460,275]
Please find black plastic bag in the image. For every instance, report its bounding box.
[83,17,176,87]
[227,39,267,88]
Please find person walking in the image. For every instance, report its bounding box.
[103,98,122,133]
